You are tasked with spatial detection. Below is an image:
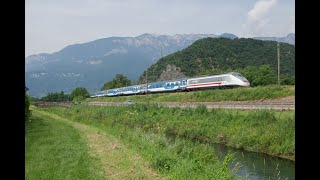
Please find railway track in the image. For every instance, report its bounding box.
[34,100,295,111]
[34,101,74,108]
[87,101,295,111]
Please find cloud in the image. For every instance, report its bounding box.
[248,0,277,22]
[243,0,278,36]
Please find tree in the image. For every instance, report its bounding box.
[25,86,32,121]
[281,75,295,85]
[239,65,278,86]
[40,91,70,102]
[251,65,277,86]
[70,87,90,102]
[101,74,132,90]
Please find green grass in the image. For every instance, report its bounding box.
[43,104,295,160]
[85,85,294,103]
[40,106,238,179]
[25,110,105,180]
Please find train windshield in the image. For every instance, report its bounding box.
[232,72,249,82]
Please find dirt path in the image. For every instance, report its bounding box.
[37,110,164,180]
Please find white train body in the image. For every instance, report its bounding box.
[90,72,250,98]
[186,72,249,90]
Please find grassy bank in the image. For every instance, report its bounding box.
[39,107,235,179]
[43,104,295,160]
[25,109,105,180]
[85,85,294,102]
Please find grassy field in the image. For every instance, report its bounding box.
[43,104,295,161]
[26,109,165,179]
[85,85,294,103]
[25,109,105,180]
[30,107,235,179]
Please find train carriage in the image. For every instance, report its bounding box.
[90,72,249,98]
[147,78,187,93]
[186,72,249,90]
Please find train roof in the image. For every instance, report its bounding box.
[107,78,188,90]
[148,78,187,84]
[187,72,241,79]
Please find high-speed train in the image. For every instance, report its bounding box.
[90,72,250,98]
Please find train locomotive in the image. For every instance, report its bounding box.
[90,72,250,98]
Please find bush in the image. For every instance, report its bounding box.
[25,91,32,121]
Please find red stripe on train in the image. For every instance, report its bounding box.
[188,82,222,87]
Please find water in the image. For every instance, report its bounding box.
[213,143,295,179]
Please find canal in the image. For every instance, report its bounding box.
[213,143,295,179]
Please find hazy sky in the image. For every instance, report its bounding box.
[25,0,295,57]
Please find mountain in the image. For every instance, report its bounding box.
[254,33,295,45]
[26,33,220,97]
[26,33,295,97]
[219,33,238,39]
[138,37,295,83]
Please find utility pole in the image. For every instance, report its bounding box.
[146,70,148,95]
[277,42,280,85]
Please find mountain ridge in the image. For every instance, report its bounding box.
[26,33,295,97]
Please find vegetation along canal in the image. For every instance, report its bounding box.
[165,132,294,179]
[213,143,294,179]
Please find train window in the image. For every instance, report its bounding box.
[171,83,174,86]
[175,82,179,86]
[199,78,206,83]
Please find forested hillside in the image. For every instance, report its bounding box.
[139,37,295,84]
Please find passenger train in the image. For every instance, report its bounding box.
[90,72,250,98]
